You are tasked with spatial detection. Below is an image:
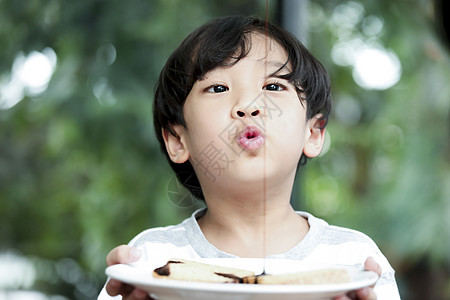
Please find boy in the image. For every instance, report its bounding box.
[98,16,400,299]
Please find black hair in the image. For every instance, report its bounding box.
[153,15,331,200]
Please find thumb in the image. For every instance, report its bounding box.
[106,245,142,266]
[364,257,382,276]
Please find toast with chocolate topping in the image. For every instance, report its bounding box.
[244,268,351,285]
[153,259,351,285]
[153,259,255,283]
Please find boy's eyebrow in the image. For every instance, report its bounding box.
[264,60,292,75]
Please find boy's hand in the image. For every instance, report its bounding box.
[334,257,381,300]
[105,245,152,300]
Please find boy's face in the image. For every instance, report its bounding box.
[164,34,325,190]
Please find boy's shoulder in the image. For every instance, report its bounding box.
[128,217,192,248]
[324,223,377,245]
[299,211,378,246]
[296,211,391,269]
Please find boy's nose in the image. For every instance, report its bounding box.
[231,89,267,119]
[235,108,261,118]
[232,100,266,119]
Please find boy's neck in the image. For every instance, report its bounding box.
[197,189,309,257]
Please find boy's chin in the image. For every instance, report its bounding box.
[217,166,293,186]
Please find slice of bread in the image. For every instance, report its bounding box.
[248,269,351,285]
[153,259,255,283]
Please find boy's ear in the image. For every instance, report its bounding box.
[303,114,327,158]
[162,125,190,164]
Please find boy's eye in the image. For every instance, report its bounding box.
[206,85,229,93]
[264,83,284,91]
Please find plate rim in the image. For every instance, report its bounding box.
[105,258,379,296]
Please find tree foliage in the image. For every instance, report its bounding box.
[0,0,448,299]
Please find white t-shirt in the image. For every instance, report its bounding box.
[98,208,401,299]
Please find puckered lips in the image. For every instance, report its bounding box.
[237,125,265,152]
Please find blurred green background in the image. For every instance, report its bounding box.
[0,0,449,299]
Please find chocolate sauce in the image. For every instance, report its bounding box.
[154,261,183,276]
[214,272,243,283]
[154,265,170,276]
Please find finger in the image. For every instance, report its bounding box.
[106,245,142,266]
[105,279,120,296]
[334,295,351,300]
[105,276,151,299]
[356,287,377,300]
[364,257,382,276]
[105,279,125,296]
[126,288,151,300]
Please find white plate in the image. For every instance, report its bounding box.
[106,258,378,300]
